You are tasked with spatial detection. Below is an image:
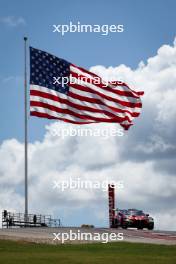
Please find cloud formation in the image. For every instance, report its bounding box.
[0,16,26,27]
[0,38,176,230]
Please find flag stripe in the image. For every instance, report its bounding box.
[30,104,132,124]
[30,93,134,121]
[30,110,93,124]
[68,89,141,112]
[69,80,142,107]
[30,96,115,119]
[30,99,132,123]
[30,85,141,119]
[70,64,144,97]
[70,70,140,100]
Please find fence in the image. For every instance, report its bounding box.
[2,210,61,228]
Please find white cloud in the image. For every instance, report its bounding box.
[0,38,176,230]
[1,16,26,27]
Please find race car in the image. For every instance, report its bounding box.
[116,209,154,230]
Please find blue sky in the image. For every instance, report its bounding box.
[0,0,176,143]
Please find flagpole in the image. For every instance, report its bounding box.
[24,37,28,218]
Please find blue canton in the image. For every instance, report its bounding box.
[30,47,70,94]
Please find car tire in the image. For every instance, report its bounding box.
[148,223,154,230]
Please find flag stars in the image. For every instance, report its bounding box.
[30,48,70,94]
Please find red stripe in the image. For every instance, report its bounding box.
[71,63,100,79]
[70,71,140,99]
[30,89,140,118]
[70,64,144,97]
[68,90,142,111]
[30,90,123,119]
[69,82,142,108]
[30,111,92,124]
[109,81,144,96]
[31,111,132,127]
[30,101,132,123]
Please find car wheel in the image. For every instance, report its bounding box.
[148,223,154,230]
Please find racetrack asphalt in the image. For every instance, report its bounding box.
[0,227,176,245]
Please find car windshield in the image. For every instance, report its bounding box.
[128,210,145,216]
[118,210,128,214]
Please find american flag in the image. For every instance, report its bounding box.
[30,47,144,130]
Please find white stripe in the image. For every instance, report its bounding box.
[70,73,140,104]
[70,65,97,81]
[30,85,140,119]
[68,96,136,119]
[30,85,68,99]
[69,85,142,113]
[120,120,133,125]
[30,106,95,123]
[70,65,142,97]
[30,95,114,119]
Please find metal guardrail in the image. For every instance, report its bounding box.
[2,210,61,228]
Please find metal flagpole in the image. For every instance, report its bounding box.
[24,37,28,218]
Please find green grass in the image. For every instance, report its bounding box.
[0,240,175,264]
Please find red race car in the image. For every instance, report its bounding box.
[116,209,154,230]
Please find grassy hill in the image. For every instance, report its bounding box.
[0,239,175,264]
